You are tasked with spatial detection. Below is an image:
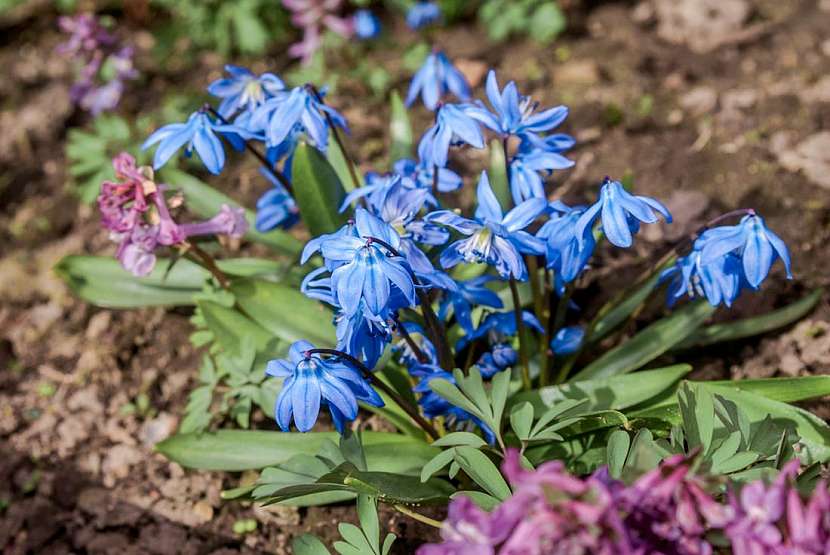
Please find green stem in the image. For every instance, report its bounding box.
[509,279,532,390]
[394,504,442,528]
[306,85,361,191]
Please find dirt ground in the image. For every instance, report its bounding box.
[1,0,830,553]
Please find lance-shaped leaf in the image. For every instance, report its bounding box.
[291,142,350,236]
[389,90,414,163]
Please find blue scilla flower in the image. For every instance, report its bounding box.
[575,177,672,249]
[536,201,596,284]
[249,85,348,152]
[509,147,574,205]
[142,110,247,174]
[353,9,381,39]
[438,276,504,334]
[427,171,546,280]
[699,213,792,289]
[456,310,543,351]
[475,344,516,379]
[335,306,392,369]
[417,103,486,168]
[207,65,285,118]
[319,208,417,317]
[473,70,570,141]
[394,322,437,367]
[395,158,463,193]
[266,340,383,433]
[406,1,441,30]
[406,50,471,110]
[660,243,742,308]
[255,167,299,232]
[551,326,584,355]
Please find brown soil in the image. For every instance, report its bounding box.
[1,0,829,553]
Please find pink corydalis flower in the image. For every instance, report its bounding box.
[281,0,354,64]
[98,153,248,277]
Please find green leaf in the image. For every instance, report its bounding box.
[157,430,436,471]
[389,90,414,163]
[678,382,714,455]
[510,402,534,440]
[606,430,630,479]
[159,168,302,256]
[452,447,512,500]
[357,495,380,554]
[432,432,488,449]
[528,2,566,44]
[291,142,349,236]
[488,139,511,209]
[327,130,362,192]
[588,270,665,343]
[676,289,823,349]
[293,534,331,555]
[197,300,274,354]
[231,279,336,346]
[451,491,501,511]
[421,449,455,482]
[572,301,716,381]
[513,364,691,413]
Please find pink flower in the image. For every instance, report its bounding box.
[281,0,354,64]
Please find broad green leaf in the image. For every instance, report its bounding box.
[572,301,715,381]
[606,430,630,479]
[327,130,363,192]
[293,534,331,555]
[389,90,414,162]
[231,279,336,346]
[291,142,349,236]
[510,402,535,440]
[676,289,823,349]
[588,270,665,343]
[678,382,714,455]
[488,139,511,209]
[156,430,436,471]
[528,2,566,44]
[159,168,302,255]
[512,364,691,413]
[197,300,274,354]
[453,447,512,500]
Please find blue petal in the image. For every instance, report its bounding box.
[474,171,503,222]
[292,374,321,432]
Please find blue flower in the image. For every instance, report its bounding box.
[456,310,543,351]
[207,65,285,118]
[509,146,574,204]
[575,177,672,248]
[317,208,417,317]
[335,307,392,369]
[475,343,516,379]
[417,104,486,168]
[536,201,596,283]
[473,70,570,140]
[353,10,381,39]
[249,86,348,152]
[266,340,383,433]
[660,244,742,308]
[255,166,299,232]
[394,322,437,367]
[406,51,471,110]
[438,276,504,334]
[551,326,584,355]
[142,110,246,174]
[699,213,792,289]
[406,1,441,30]
[427,171,546,280]
[395,158,463,193]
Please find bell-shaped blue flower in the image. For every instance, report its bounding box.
[142,110,247,174]
[472,70,570,141]
[406,1,442,30]
[475,343,517,379]
[417,103,486,168]
[266,340,383,433]
[335,306,392,370]
[699,213,792,289]
[395,158,462,193]
[509,146,574,205]
[660,243,743,308]
[406,50,471,110]
[353,10,381,39]
[575,177,672,248]
[456,310,543,351]
[427,172,546,280]
[536,201,596,283]
[249,86,348,152]
[551,326,584,355]
[394,322,438,367]
[255,166,298,232]
[438,276,504,334]
[207,65,285,118]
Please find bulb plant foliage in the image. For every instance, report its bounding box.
[57,46,830,555]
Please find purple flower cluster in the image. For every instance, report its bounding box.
[420,451,830,555]
[282,0,355,64]
[57,14,137,115]
[98,153,247,276]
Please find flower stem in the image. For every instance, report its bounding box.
[204,105,292,192]
[393,504,443,529]
[306,85,362,191]
[186,241,230,289]
[393,315,430,364]
[306,349,440,441]
[509,279,532,391]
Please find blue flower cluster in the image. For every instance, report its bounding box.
[141,65,349,233]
